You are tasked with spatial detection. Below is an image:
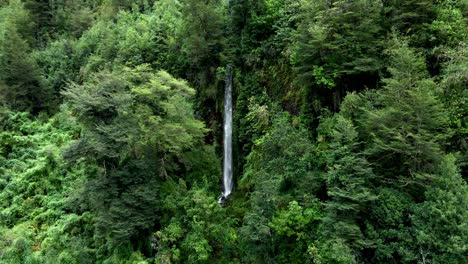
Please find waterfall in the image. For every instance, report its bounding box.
[219,65,233,203]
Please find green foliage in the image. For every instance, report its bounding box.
[322,115,376,251]
[382,0,436,42]
[52,0,97,38]
[0,0,466,263]
[63,65,205,164]
[439,44,468,174]
[61,6,184,84]
[179,0,225,69]
[430,1,467,49]
[269,200,322,264]
[39,212,96,264]
[63,66,208,259]
[0,0,35,43]
[0,225,39,264]
[0,110,96,263]
[234,77,269,172]
[240,112,317,198]
[362,37,448,192]
[156,180,237,263]
[313,238,358,264]
[293,0,383,89]
[34,38,78,99]
[412,155,468,263]
[292,0,384,130]
[365,188,417,263]
[239,112,320,263]
[0,1,52,113]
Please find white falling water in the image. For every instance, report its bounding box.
[220,65,233,202]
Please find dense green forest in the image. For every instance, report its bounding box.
[0,0,467,263]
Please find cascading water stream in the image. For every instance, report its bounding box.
[219,65,233,203]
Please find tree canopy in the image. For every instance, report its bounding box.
[0,0,466,263]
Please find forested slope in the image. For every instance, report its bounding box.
[0,0,466,263]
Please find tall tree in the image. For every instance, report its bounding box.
[382,0,436,38]
[439,44,468,176]
[178,0,225,86]
[239,112,319,263]
[63,65,207,260]
[0,1,51,113]
[322,115,376,256]
[412,155,468,263]
[365,188,418,263]
[362,36,448,195]
[293,0,384,119]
